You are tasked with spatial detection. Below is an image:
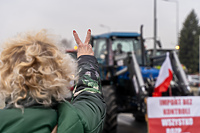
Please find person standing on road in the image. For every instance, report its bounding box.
[0,29,106,133]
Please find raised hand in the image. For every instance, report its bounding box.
[73,29,94,58]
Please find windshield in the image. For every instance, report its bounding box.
[112,38,142,65]
[146,50,171,66]
[92,38,143,65]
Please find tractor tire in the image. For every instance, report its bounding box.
[102,85,118,133]
[134,112,146,122]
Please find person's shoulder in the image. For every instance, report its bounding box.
[0,108,57,132]
[0,107,57,117]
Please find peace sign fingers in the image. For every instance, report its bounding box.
[73,30,82,45]
[84,29,91,44]
[72,29,94,58]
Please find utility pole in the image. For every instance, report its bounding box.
[153,0,157,56]
[176,0,179,46]
[163,0,179,46]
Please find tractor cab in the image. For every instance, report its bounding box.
[91,32,159,82]
[91,32,145,66]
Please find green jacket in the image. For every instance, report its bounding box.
[0,55,106,133]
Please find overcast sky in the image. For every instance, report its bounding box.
[0,0,199,49]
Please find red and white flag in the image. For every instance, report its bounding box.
[153,52,173,96]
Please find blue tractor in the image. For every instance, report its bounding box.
[90,26,191,133]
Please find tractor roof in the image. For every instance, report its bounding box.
[92,32,140,39]
[147,48,175,51]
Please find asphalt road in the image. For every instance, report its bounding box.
[117,113,147,133]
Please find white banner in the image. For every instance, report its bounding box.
[147,96,200,118]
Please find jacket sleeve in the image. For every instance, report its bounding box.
[57,55,106,133]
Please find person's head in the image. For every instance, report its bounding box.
[117,43,122,50]
[0,30,77,108]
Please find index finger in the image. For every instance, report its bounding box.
[73,30,82,45]
[84,29,91,44]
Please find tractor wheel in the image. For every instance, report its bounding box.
[102,85,118,133]
[134,112,146,122]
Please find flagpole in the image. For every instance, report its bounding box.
[169,86,172,96]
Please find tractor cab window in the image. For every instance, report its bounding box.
[93,39,107,64]
[112,39,142,65]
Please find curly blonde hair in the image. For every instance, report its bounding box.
[0,30,77,108]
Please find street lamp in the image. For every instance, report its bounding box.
[163,0,179,46]
[100,24,111,32]
[153,0,179,56]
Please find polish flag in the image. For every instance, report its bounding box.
[153,52,173,96]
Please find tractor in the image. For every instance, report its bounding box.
[89,26,191,133]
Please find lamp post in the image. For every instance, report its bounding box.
[100,24,111,32]
[153,0,157,56]
[163,0,179,46]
